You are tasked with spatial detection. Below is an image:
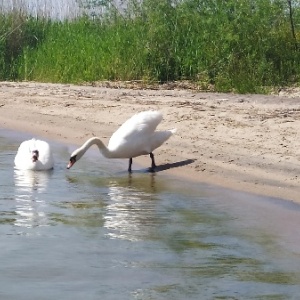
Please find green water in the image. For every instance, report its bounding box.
[1,129,300,299]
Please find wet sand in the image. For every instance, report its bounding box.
[1,81,300,202]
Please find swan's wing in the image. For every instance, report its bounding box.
[34,139,51,154]
[15,139,35,159]
[108,111,163,148]
[26,139,51,157]
[119,111,163,135]
[14,139,35,169]
[16,139,40,152]
[34,140,54,165]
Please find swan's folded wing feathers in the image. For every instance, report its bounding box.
[108,111,163,148]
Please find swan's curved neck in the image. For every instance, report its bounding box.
[79,137,112,158]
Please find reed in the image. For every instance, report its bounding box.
[1,0,300,93]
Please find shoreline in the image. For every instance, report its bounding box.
[1,81,300,202]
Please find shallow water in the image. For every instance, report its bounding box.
[1,129,300,299]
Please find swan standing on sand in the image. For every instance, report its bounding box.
[14,138,54,171]
[67,110,176,172]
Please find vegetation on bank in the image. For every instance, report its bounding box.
[1,0,300,93]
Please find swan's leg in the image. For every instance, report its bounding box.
[128,158,133,172]
[149,152,156,172]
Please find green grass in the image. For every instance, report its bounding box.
[1,0,300,93]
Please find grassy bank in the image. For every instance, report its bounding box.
[1,0,300,93]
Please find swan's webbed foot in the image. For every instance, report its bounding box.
[128,158,133,173]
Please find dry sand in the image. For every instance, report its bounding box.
[1,81,300,202]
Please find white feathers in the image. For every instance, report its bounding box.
[67,110,176,171]
[107,110,174,158]
[12,111,175,173]
[14,138,54,171]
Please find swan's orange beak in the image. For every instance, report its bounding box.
[67,156,76,169]
[67,161,74,169]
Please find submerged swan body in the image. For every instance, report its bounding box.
[67,110,176,172]
[14,138,54,171]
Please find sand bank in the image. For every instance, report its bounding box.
[1,81,300,202]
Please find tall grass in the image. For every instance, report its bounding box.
[1,0,300,93]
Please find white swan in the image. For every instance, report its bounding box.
[67,110,176,172]
[14,138,54,171]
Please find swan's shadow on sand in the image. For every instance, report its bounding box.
[154,159,196,172]
[117,159,196,175]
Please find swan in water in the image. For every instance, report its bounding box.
[67,110,176,172]
[14,138,54,171]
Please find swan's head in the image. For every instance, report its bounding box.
[32,150,39,162]
[67,156,76,169]
[67,149,84,169]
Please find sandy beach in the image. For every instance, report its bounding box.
[0,81,300,202]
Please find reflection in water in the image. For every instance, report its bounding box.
[104,174,158,241]
[3,130,300,299]
[14,169,52,228]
